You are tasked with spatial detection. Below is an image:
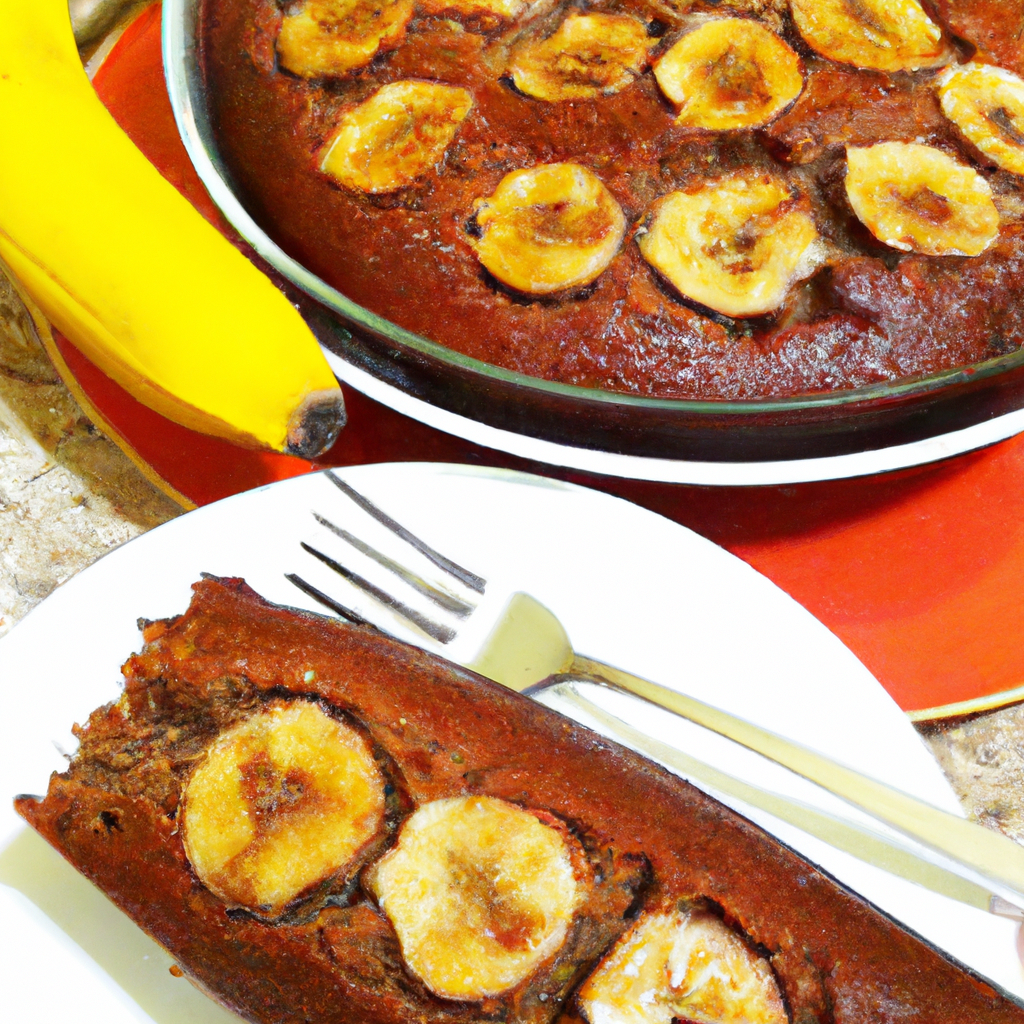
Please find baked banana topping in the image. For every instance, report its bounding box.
[790,0,949,73]
[653,18,803,131]
[369,795,584,999]
[577,906,788,1024]
[938,62,1024,177]
[277,0,414,78]
[508,13,653,102]
[320,81,473,193]
[469,163,627,294]
[419,0,528,19]
[181,700,386,917]
[638,171,823,317]
[845,141,1000,256]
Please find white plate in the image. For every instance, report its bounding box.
[0,463,1020,1022]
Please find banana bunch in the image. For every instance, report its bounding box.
[577,906,788,1024]
[181,701,387,917]
[938,63,1024,177]
[0,0,345,456]
[789,0,949,72]
[845,142,1000,256]
[320,81,474,193]
[637,171,823,317]
[369,795,583,999]
[508,12,653,102]
[653,18,804,131]
[469,163,627,294]
[277,0,414,78]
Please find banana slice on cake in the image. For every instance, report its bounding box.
[790,0,949,73]
[181,701,386,916]
[369,795,584,999]
[508,13,654,102]
[845,141,1000,256]
[320,81,473,193]
[578,906,788,1024]
[419,0,529,18]
[278,0,414,78]
[653,18,803,130]
[469,163,627,294]
[938,62,1024,176]
[637,171,823,317]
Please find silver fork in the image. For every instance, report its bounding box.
[286,471,1024,922]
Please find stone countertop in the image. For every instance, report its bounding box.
[0,269,181,635]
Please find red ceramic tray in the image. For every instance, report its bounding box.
[48,1,1024,718]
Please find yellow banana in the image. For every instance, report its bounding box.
[320,81,474,193]
[0,0,345,456]
[577,906,788,1024]
[844,142,1000,256]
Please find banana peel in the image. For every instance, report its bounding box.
[0,0,346,457]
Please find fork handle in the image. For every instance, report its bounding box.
[540,678,1020,916]
[571,655,1024,906]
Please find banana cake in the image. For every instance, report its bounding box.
[200,0,1024,399]
[15,576,1024,1024]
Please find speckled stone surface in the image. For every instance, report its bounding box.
[921,705,1024,844]
[0,267,181,636]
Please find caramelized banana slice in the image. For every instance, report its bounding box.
[508,13,653,102]
[277,0,414,78]
[938,62,1024,176]
[653,18,803,130]
[578,906,788,1024]
[181,701,386,916]
[470,163,627,294]
[790,0,949,72]
[638,171,823,317]
[320,81,473,193]
[845,141,1000,256]
[369,796,583,999]
[420,0,528,18]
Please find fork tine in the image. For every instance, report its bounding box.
[284,573,372,627]
[300,542,457,644]
[313,512,474,618]
[325,471,487,594]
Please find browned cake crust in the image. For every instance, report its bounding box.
[15,577,1024,1024]
[202,0,1024,400]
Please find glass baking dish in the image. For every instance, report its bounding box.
[162,0,1024,465]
